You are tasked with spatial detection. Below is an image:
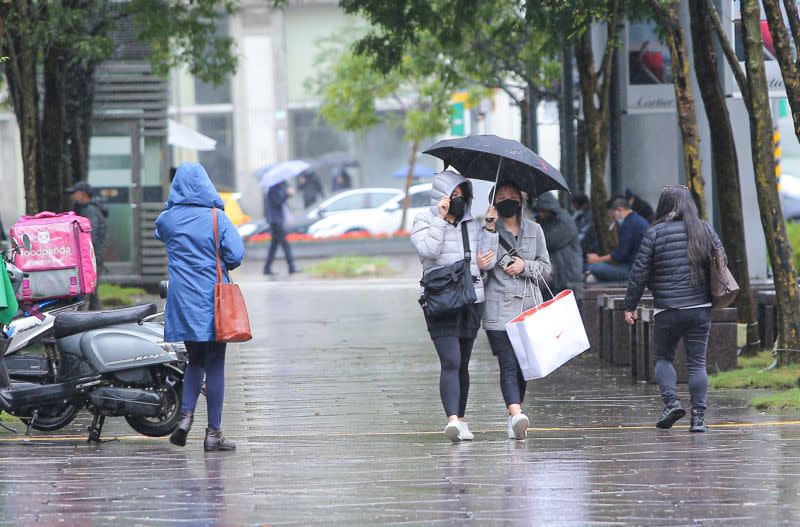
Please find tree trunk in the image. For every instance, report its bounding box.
[689,0,760,354]
[66,59,97,188]
[398,141,420,234]
[576,118,587,193]
[575,27,617,254]
[763,0,800,145]
[741,0,800,364]
[651,0,705,218]
[0,0,10,48]
[520,98,530,149]
[4,0,40,215]
[41,44,68,212]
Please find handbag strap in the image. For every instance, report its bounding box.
[461,222,471,262]
[212,208,223,285]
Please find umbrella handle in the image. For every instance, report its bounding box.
[493,158,502,203]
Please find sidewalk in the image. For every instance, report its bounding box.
[0,264,798,525]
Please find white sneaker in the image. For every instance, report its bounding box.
[511,413,529,440]
[507,416,516,439]
[445,422,462,442]
[458,422,474,441]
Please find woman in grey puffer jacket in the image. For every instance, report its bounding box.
[411,170,499,443]
[483,181,551,441]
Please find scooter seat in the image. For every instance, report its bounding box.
[54,303,158,339]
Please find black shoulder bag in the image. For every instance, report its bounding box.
[419,222,478,318]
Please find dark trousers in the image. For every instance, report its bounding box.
[653,308,711,411]
[486,330,527,407]
[264,222,295,272]
[432,336,475,417]
[181,341,227,430]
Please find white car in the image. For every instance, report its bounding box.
[307,180,494,238]
[308,185,428,238]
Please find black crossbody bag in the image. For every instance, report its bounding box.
[419,222,478,318]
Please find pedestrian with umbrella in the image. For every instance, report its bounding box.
[424,134,569,441]
[411,170,499,443]
[259,160,308,275]
[297,168,324,209]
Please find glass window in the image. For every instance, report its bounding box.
[322,193,368,212]
[410,189,432,208]
[193,17,232,105]
[368,192,400,208]
[197,114,235,189]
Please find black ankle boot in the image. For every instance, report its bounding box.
[204,428,236,452]
[170,412,194,447]
[656,401,686,429]
[689,409,707,433]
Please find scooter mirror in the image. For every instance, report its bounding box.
[159,280,169,299]
[22,234,32,251]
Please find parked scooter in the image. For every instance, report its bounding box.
[1,237,185,442]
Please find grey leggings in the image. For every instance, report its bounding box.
[653,307,712,411]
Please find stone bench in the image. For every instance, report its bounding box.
[756,290,777,350]
[578,283,628,352]
[597,295,652,366]
[633,307,738,383]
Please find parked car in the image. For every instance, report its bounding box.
[238,187,406,242]
[307,180,494,238]
[219,192,251,226]
[781,173,800,220]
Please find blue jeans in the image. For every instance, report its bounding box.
[589,262,631,282]
[181,341,227,430]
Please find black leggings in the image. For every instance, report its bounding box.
[432,336,475,417]
[486,330,527,407]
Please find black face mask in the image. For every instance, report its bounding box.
[448,196,467,220]
[496,199,521,218]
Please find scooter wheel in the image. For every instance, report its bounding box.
[20,404,80,432]
[125,378,182,437]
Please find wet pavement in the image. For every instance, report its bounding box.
[2,263,800,525]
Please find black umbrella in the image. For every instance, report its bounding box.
[423,135,569,198]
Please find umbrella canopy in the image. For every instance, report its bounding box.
[257,160,311,189]
[392,164,435,179]
[167,119,217,151]
[423,135,568,198]
[317,151,359,167]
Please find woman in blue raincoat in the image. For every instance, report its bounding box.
[155,162,244,452]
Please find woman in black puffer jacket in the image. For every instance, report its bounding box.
[623,185,724,433]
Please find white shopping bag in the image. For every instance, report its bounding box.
[505,289,590,380]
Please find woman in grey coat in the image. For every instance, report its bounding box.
[483,181,551,440]
[534,192,583,297]
[411,170,499,442]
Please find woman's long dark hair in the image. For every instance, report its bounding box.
[654,186,711,285]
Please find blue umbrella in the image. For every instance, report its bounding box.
[392,164,435,179]
[257,160,311,189]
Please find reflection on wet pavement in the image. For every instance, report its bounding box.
[1,272,799,525]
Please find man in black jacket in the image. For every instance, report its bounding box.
[586,197,649,282]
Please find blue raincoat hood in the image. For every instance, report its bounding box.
[165,162,224,210]
[429,170,475,222]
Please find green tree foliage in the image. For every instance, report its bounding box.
[2,0,239,213]
[314,32,466,231]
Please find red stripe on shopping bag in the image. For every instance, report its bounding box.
[509,289,574,323]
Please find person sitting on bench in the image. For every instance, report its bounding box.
[586,197,649,282]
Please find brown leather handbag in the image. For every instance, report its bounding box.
[212,208,252,342]
[707,226,739,311]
